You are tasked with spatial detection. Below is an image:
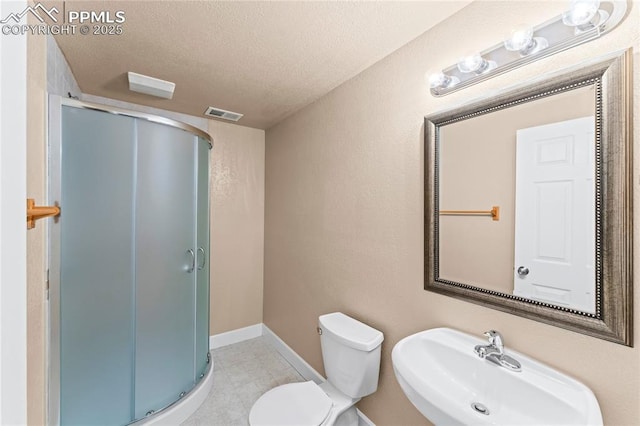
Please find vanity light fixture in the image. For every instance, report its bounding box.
[429,0,627,96]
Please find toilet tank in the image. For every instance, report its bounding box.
[318,312,384,399]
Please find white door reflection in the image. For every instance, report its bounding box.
[513,117,595,313]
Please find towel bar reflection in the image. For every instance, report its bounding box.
[439,206,500,221]
[27,198,60,229]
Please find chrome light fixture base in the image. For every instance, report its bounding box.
[429,0,627,96]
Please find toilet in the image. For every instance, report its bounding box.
[249,312,384,426]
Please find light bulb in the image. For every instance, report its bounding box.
[457,54,484,73]
[562,0,600,26]
[504,28,534,51]
[427,72,459,89]
[457,54,496,74]
[504,27,548,56]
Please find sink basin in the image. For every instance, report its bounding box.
[392,328,602,426]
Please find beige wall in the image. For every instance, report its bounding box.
[26,25,48,426]
[264,1,640,425]
[439,86,594,293]
[209,120,265,334]
[46,34,81,98]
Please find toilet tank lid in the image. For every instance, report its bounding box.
[319,312,383,352]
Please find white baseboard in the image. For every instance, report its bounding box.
[209,323,263,349]
[356,408,375,426]
[261,324,324,384]
[210,323,375,425]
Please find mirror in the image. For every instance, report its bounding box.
[425,50,633,346]
[439,85,596,313]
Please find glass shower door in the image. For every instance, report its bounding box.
[59,107,136,426]
[134,121,197,418]
[56,101,211,425]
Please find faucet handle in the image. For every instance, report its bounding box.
[483,329,499,340]
[483,330,504,352]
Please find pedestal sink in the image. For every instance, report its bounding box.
[392,328,602,425]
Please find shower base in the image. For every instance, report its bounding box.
[133,358,214,425]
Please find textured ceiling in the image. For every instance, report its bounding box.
[51,1,472,129]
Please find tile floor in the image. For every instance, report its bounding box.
[182,337,306,426]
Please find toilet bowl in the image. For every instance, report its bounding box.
[249,312,384,426]
[249,381,353,426]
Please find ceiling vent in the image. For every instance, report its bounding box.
[204,106,243,122]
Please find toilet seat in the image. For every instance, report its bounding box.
[249,381,333,426]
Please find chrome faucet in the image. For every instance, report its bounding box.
[474,330,522,372]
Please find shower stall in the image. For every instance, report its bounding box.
[48,97,213,425]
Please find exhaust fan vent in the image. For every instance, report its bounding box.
[204,106,243,122]
[128,72,175,99]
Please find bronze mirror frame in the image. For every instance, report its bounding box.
[425,50,633,346]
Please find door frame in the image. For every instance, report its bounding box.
[0,0,28,422]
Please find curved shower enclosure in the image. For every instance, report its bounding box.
[49,97,212,425]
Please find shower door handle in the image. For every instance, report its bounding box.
[197,247,206,271]
[187,249,195,273]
